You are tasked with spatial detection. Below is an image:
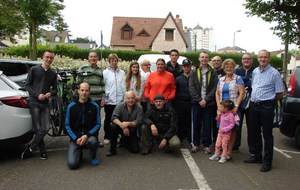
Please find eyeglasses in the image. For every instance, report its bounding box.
[44,56,54,59]
[212,60,221,62]
[242,58,252,60]
[258,56,269,59]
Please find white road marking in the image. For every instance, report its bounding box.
[274,146,292,158]
[181,148,212,190]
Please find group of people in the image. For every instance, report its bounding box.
[21,49,284,173]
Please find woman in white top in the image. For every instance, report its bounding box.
[102,53,126,144]
[126,61,143,103]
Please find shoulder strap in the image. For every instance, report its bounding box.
[198,68,211,85]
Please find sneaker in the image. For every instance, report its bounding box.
[204,147,212,154]
[209,154,220,161]
[225,155,231,160]
[191,145,200,153]
[40,152,48,160]
[90,158,100,166]
[21,145,32,160]
[219,156,227,164]
[103,139,110,145]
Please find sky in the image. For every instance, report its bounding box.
[61,0,288,54]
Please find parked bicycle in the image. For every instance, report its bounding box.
[48,70,79,136]
[48,70,90,136]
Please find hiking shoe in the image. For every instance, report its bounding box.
[191,145,200,153]
[103,139,110,145]
[209,154,220,161]
[90,158,100,166]
[219,156,227,164]
[21,145,32,160]
[141,148,152,155]
[40,152,48,160]
[204,147,212,154]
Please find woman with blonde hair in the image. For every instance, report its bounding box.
[126,61,143,103]
[215,58,245,160]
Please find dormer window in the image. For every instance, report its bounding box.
[54,34,61,42]
[121,23,133,40]
[137,29,150,37]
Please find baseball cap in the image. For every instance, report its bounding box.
[182,58,191,66]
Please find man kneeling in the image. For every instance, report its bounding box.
[65,82,101,169]
[141,94,180,155]
[106,91,144,157]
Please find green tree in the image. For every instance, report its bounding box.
[0,0,25,42]
[0,0,67,60]
[71,37,93,43]
[20,0,68,60]
[244,0,300,46]
[244,0,300,80]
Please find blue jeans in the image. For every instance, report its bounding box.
[29,103,49,152]
[191,103,213,147]
[249,101,275,164]
[67,136,98,169]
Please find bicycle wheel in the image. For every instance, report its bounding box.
[48,96,63,136]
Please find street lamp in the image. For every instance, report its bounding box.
[233,30,241,48]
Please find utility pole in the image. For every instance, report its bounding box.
[233,30,241,48]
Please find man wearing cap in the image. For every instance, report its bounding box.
[141,94,180,155]
[174,59,192,143]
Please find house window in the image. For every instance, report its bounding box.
[122,29,132,40]
[121,23,133,40]
[165,29,174,41]
[54,35,60,42]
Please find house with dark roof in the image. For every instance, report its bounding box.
[110,12,188,52]
[41,29,70,44]
[40,29,99,50]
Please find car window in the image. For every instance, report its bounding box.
[0,62,29,76]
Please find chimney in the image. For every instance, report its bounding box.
[176,14,180,23]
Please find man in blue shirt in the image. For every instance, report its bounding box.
[243,50,284,172]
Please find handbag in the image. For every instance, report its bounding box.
[240,87,251,110]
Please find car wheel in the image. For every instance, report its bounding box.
[295,124,300,148]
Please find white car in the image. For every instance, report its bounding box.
[0,71,33,147]
[137,54,187,71]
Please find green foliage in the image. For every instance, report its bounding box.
[0,0,25,41]
[244,0,300,45]
[0,0,68,60]
[3,45,283,69]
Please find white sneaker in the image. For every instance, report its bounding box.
[209,154,219,161]
[219,156,227,164]
[103,139,110,145]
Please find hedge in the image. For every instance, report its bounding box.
[2,44,283,68]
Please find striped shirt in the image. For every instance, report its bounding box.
[251,64,284,102]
